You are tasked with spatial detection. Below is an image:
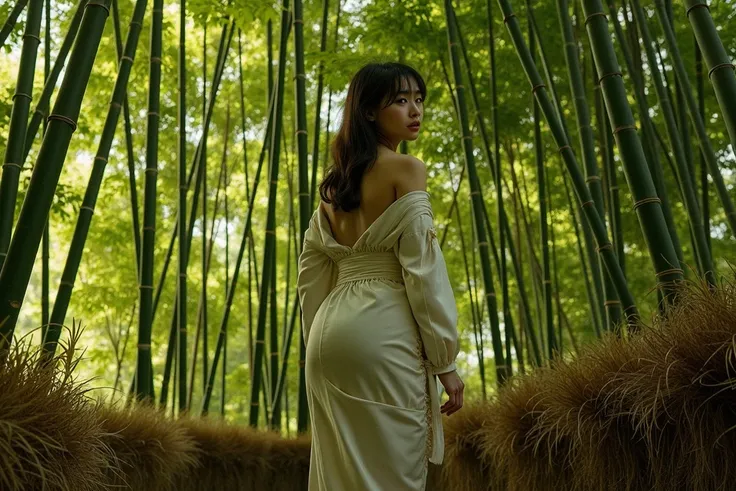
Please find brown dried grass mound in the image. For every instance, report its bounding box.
[467,278,736,491]
[620,278,736,490]
[0,329,110,491]
[170,416,311,491]
[99,404,198,490]
[427,403,500,491]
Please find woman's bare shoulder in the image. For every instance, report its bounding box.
[373,152,427,196]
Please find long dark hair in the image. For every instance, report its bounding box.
[319,62,427,212]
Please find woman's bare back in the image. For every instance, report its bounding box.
[321,147,426,248]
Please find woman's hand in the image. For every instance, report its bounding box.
[437,370,464,416]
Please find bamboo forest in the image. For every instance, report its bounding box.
[1,0,735,488]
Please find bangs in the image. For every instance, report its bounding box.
[380,68,427,108]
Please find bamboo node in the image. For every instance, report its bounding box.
[295,74,306,80]
[85,2,111,15]
[148,111,160,117]
[543,280,552,284]
[293,19,304,24]
[581,200,595,208]
[256,339,266,344]
[296,129,307,135]
[503,13,516,23]
[478,241,489,247]
[656,268,683,278]
[596,243,613,252]
[47,114,78,131]
[632,196,661,210]
[558,145,572,153]
[531,83,546,95]
[584,12,607,27]
[585,175,601,183]
[598,71,622,84]
[144,168,158,174]
[23,34,41,43]
[265,229,276,235]
[121,55,134,63]
[110,102,122,109]
[462,135,473,141]
[35,109,46,117]
[270,351,279,356]
[707,62,735,80]
[60,280,74,287]
[604,300,621,306]
[299,192,310,197]
[80,205,94,213]
[685,3,710,16]
[12,92,31,101]
[251,402,259,406]
[130,21,142,28]
[2,163,21,170]
[486,292,497,298]
[455,84,465,89]
[142,226,155,231]
[139,284,154,289]
[95,156,108,163]
[470,190,480,196]
[137,344,151,350]
[613,124,637,135]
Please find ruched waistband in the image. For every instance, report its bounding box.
[335,252,403,285]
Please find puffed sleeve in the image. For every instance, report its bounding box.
[297,225,337,346]
[396,213,459,374]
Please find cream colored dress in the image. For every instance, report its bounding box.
[297,190,459,491]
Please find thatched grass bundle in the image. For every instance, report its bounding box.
[2,279,735,490]
[431,279,736,491]
[0,329,109,491]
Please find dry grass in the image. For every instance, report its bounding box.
[0,327,109,491]
[169,416,310,491]
[99,404,198,490]
[2,278,735,490]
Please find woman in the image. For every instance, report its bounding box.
[297,62,464,490]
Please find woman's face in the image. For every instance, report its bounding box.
[369,76,424,149]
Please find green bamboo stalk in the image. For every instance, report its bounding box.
[528,8,556,355]
[201,66,276,414]
[0,0,112,350]
[161,21,235,409]
[462,201,488,398]
[40,0,51,336]
[605,0,685,268]
[445,0,507,383]
[0,0,28,49]
[111,0,141,274]
[555,0,621,330]
[22,0,88,165]
[268,238,279,429]
[175,0,187,413]
[629,0,714,284]
[309,0,330,209]
[152,24,231,325]
[221,151,229,417]
[293,0,310,431]
[683,0,736,160]
[584,0,684,301]
[248,0,290,423]
[654,0,736,239]
[497,0,640,323]
[135,0,164,402]
[40,0,150,361]
[695,38,710,253]
[187,109,231,409]
[486,0,517,378]
[560,158,601,336]
[0,0,44,270]
[201,21,209,400]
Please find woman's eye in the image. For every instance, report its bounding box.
[396,98,407,103]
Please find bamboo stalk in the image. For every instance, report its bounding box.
[247,0,291,424]
[0,0,44,270]
[0,0,112,350]
[41,0,150,361]
[135,0,164,402]
[496,0,640,324]
[528,7,556,355]
[654,0,736,239]
[445,0,507,383]
[0,0,28,49]
[629,0,714,284]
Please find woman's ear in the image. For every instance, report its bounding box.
[366,110,375,122]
